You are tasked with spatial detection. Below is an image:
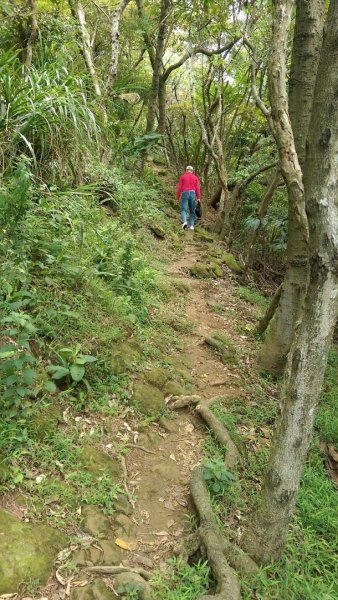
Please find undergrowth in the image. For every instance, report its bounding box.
[208,348,338,599]
[0,161,178,516]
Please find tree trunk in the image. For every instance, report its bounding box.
[107,0,131,87]
[220,162,276,241]
[189,57,230,215]
[255,283,282,335]
[157,74,167,133]
[244,168,280,269]
[69,0,103,98]
[145,0,170,135]
[259,0,325,374]
[241,0,338,565]
[23,0,38,69]
[288,0,325,169]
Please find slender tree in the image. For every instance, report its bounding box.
[242,0,338,564]
[23,0,38,69]
[258,0,325,374]
[107,0,131,87]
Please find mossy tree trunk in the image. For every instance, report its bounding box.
[23,0,38,69]
[68,0,103,99]
[107,0,131,87]
[242,0,338,564]
[258,0,325,375]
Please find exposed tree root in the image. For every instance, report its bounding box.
[169,395,257,598]
[120,455,136,509]
[126,443,156,454]
[191,466,241,600]
[195,402,240,469]
[85,565,151,579]
[169,394,203,408]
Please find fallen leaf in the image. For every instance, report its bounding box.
[114,537,136,550]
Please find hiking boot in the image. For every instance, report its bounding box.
[182,222,187,229]
[189,225,194,230]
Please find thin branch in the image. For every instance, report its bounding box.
[162,38,241,82]
[243,37,270,118]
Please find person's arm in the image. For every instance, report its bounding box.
[176,176,183,200]
[195,176,201,200]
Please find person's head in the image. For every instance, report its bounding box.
[186,165,194,172]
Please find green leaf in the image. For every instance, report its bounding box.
[45,380,57,393]
[46,365,70,379]
[0,344,16,357]
[5,374,18,385]
[22,368,37,384]
[70,364,85,382]
[76,354,97,364]
[212,482,221,493]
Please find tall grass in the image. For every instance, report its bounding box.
[0,49,101,181]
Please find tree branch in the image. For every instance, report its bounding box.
[162,38,241,82]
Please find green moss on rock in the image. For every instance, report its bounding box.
[82,505,111,537]
[221,252,244,273]
[164,381,189,396]
[111,340,141,374]
[80,445,121,480]
[132,382,165,416]
[0,509,67,593]
[208,250,243,273]
[190,263,210,279]
[144,367,169,389]
[210,262,223,277]
[190,262,221,279]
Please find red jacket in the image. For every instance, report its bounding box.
[176,172,201,200]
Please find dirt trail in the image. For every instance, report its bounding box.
[120,230,240,573]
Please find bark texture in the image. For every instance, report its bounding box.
[69,0,103,98]
[144,0,170,135]
[107,0,131,87]
[242,0,338,564]
[259,0,325,374]
[24,0,38,69]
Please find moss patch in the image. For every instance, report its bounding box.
[195,228,215,241]
[190,262,222,279]
[80,445,121,480]
[82,505,112,537]
[132,382,165,416]
[0,509,67,593]
[144,367,169,389]
[164,381,189,396]
[208,250,244,273]
[111,339,141,374]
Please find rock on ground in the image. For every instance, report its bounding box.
[0,508,67,593]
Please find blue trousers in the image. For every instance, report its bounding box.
[181,190,196,226]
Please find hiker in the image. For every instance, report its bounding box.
[176,165,201,230]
